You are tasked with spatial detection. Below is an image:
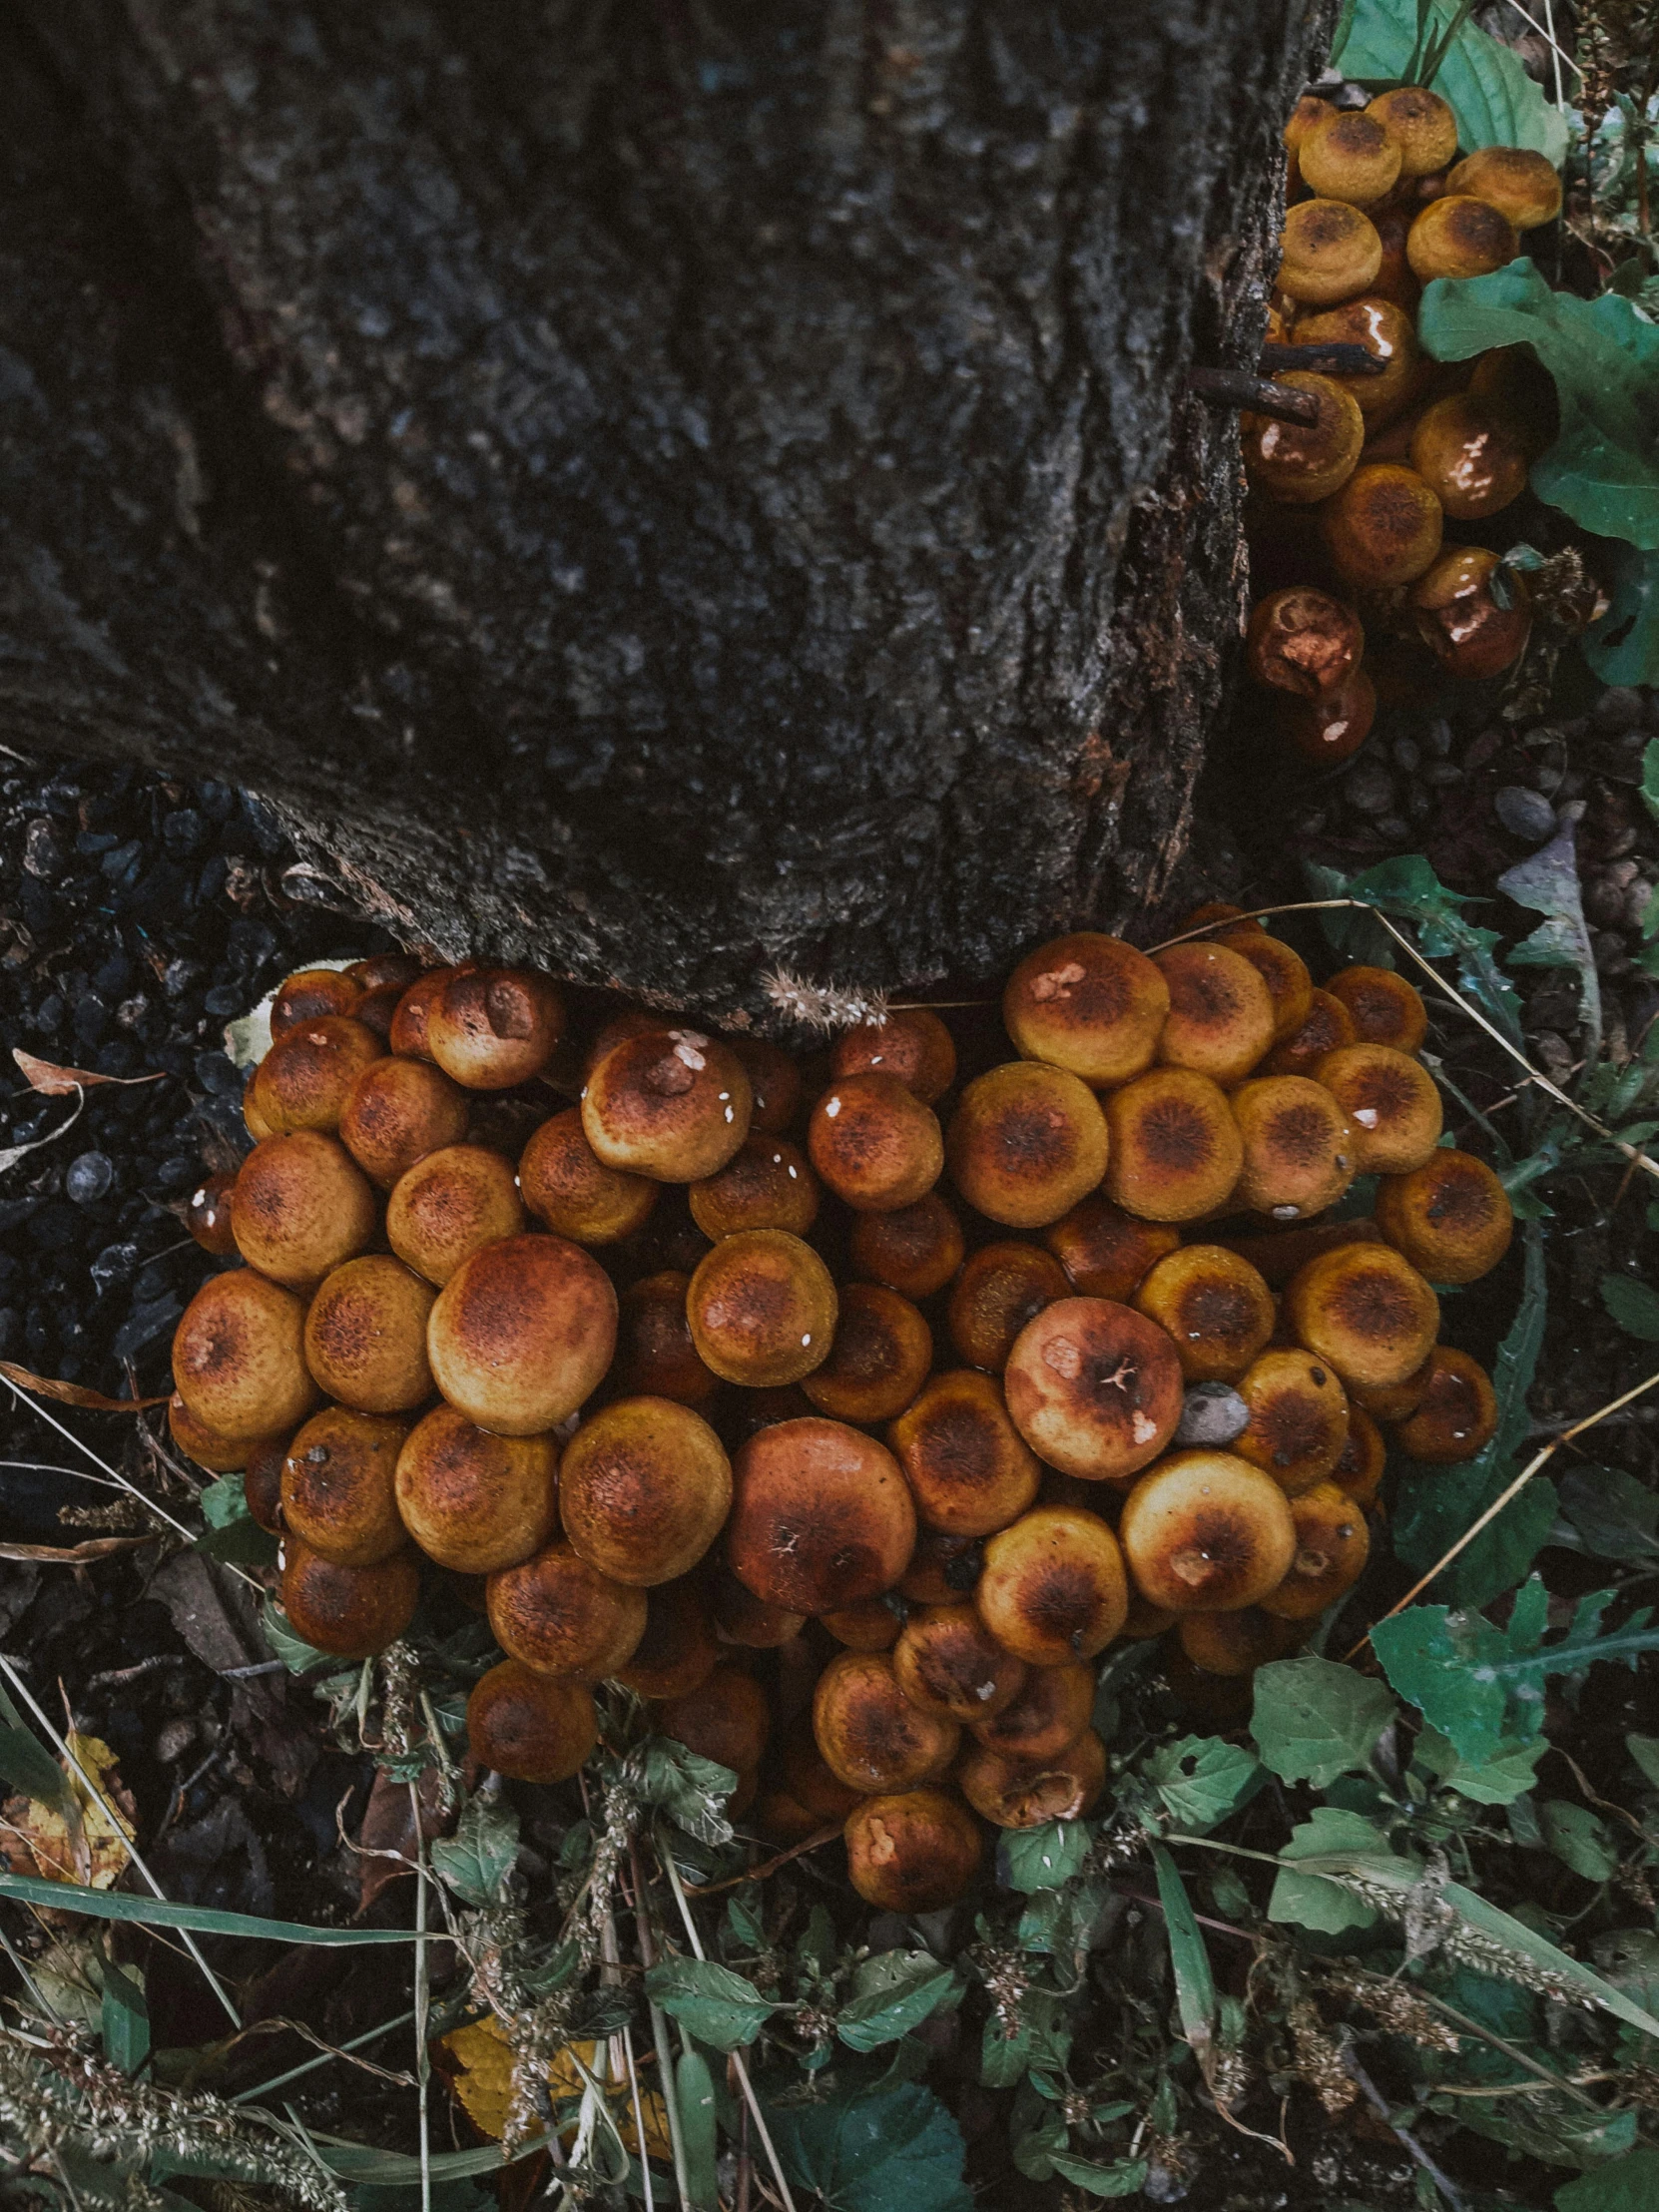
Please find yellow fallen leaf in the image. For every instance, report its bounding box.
[438,2014,670,2157]
[0,1733,137,1891]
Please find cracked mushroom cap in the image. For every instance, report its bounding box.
[727,1415,915,1616]
[1117,1450,1298,1614]
[958,1728,1107,1829]
[1003,1297,1184,1481]
[844,1788,983,1913]
[583,1027,753,1182]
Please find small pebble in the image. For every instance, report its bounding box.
[1591,687,1644,735]
[1177,1382,1251,1447]
[1375,814,1411,843]
[1494,786,1556,842]
[1390,737,1420,772]
[1342,757,1394,816]
[65,1152,115,1205]
[1424,718,1453,758]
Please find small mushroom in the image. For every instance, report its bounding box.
[1314,1044,1442,1174]
[974,1504,1129,1665]
[278,1539,419,1659]
[1001,932,1169,1087]
[385,1143,526,1286]
[688,1135,820,1241]
[830,1009,957,1103]
[1284,1244,1439,1390]
[848,1191,966,1300]
[1391,1347,1498,1463]
[1257,1481,1372,1620]
[946,1241,1069,1372]
[252,1014,384,1135]
[843,1789,983,1912]
[1229,1075,1355,1219]
[557,1396,733,1586]
[813,1649,959,1794]
[685,1228,838,1387]
[1375,1149,1514,1285]
[613,1271,723,1408]
[886,1369,1041,1538]
[1044,1195,1179,1303]
[172,1269,320,1441]
[613,1577,722,1701]
[486,1539,647,1679]
[519,1108,658,1245]
[584,1028,754,1182]
[279,1408,410,1566]
[394,1403,559,1574]
[466,1662,597,1784]
[809,1070,944,1213]
[1230,1347,1352,1495]
[945,1062,1110,1229]
[802,1283,932,1424]
[1102,1068,1245,1222]
[304,1255,436,1413]
[1325,967,1428,1055]
[338,1056,469,1190]
[232,1131,377,1288]
[893,1604,1026,1724]
[1133,1246,1276,1384]
[966,1658,1094,1760]
[428,1233,618,1435]
[1117,1450,1298,1614]
[660,1663,771,1774]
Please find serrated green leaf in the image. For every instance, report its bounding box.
[1000,1819,1090,1894]
[1307,852,1523,1047]
[676,2048,720,2211]
[1538,1800,1619,1883]
[763,2080,974,2212]
[1144,1736,1262,1834]
[1267,1809,1390,1935]
[199,1472,250,1528]
[644,1957,778,2050]
[0,1723,70,1810]
[430,1794,519,1909]
[99,1957,149,2076]
[1412,1723,1546,1805]
[1251,1657,1395,1789]
[1048,2152,1151,2198]
[1556,2149,1659,2212]
[628,1738,738,1847]
[1601,1274,1659,1342]
[837,1951,959,2052]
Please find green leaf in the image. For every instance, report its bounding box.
[763,2080,974,2212]
[1151,1844,1214,2073]
[194,1515,279,1566]
[199,1472,250,1528]
[1538,1801,1619,1883]
[0,1872,420,1942]
[837,1951,959,2052]
[1585,541,1659,688]
[1441,1880,1659,2041]
[1601,1274,1659,1342]
[100,1957,149,2076]
[260,1597,340,1675]
[1307,852,1523,1047]
[1268,1809,1390,1935]
[430,1794,519,1909]
[676,2047,720,2212]
[1498,818,1601,1045]
[0,1724,70,1810]
[1557,2149,1659,2212]
[1000,1819,1090,1894]
[643,1957,778,2050]
[1144,1736,1262,1834]
[1251,1656,1395,1789]
[1417,261,1659,550]
[629,1738,738,1848]
[1412,1723,1547,1805]
[1047,2153,1151,2198]
[1627,1734,1659,1790]
[1330,0,1568,160]
[1557,1465,1659,1563]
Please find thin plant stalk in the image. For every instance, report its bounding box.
[232,2008,420,2104]
[1,1382,197,1542]
[408,1780,432,2212]
[629,1837,694,2212]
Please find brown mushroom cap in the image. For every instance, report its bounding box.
[1349,1354,1435,1424]
[1001,933,1170,1087]
[1314,1043,1442,1173]
[807,1070,944,1214]
[899,1529,984,1607]
[958,1729,1106,1829]
[685,1229,838,1387]
[613,1271,721,1407]
[1245,588,1365,701]
[1326,966,1428,1055]
[466,1662,597,1784]
[279,1539,420,1658]
[185,1171,239,1258]
[946,1241,1069,1372]
[394,1403,559,1574]
[1332,1403,1387,1505]
[424,966,565,1090]
[252,1015,385,1135]
[1243,371,1367,503]
[271,967,365,1035]
[1392,1346,1498,1463]
[1220,928,1316,1045]
[1153,942,1277,1083]
[887,1369,1041,1537]
[1367,86,1457,177]
[1406,194,1519,281]
[830,1009,957,1104]
[893,1603,1028,1722]
[944,1062,1110,1230]
[303,1255,436,1413]
[1177,1606,1304,1676]
[726,1036,804,1136]
[707,1556,808,1647]
[1321,462,1444,589]
[232,1131,378,1288]
[388,968,461,1060]
[1232,1347,1352,1495]
[486,1539,647,1678]
[338,1057,470,1191]
[813,1649,960,1793]
[1102,1068,1245,1222]
[1284,1244,1440,1389]
[519,1108,658,1245]
[1445,145,1562,231]
[660,1664,771,1774]
[172,1268,320,1440]
[243,1436,286,1532]
[966,1658,1093,1759]
[386,1143,526,1286]
[1003,1297,1184,1481]
[974,1505,1129,1665]
[776,1718,863,1823]
[1044,1196,1180,1302]
[844,1789,983,1912]
[1292,297,1423,427]
[802,1283,932,1424]
[1118,1450,1298,1613]
[583,1028,754,1182]
[1374,1150,1514,1285]
[1133,1246,1276,1383]
[1258,1481,1372,1620]
[613,1576,722,1701]
[167,1392,282,1476]
[821,1595,904,1650]
[727,1416,915,1616]
[848,1192,966,1301]
[279,1407,410,1566]
[688,1135,820,1241]
[1409,397,1529,525]
[557,1396,733,1586]
[1300,108,1401,206]
[753,1790,822,1846]
[1262,987,1358,1079]
[1229,1075,1355,1219]
[1411,546,1531,679]
[428,1233,619,1435]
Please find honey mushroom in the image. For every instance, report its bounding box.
[1152,941,1277,1084]
[426,965,565,1089]
[252,1013,385,1134]
[1103,1069,1245,1222]
[232,1131,377,1288]
[1298,106,1401,206]
[1315,1043,1443,1172]
[1176,1606,1304,1677]
[1262,987,1357,1078]
[1278,200,1383,306]
[185,1171,238,1257]
[660,1664,772,1776]
[1117,1450,1298,1613]
[612,1272,721,1407]
[1368,203,1421,314]
[1230,1347,1351,1494]
[726,1416,915,1615]
[1374,1149,1514,1284]
[967,1658,1094,1759]
[728,1036,804,1135]
[1045,1195,1180,1303]
[1366,87,1457,178]
[243,1436,286,1532]
[1219,927,1315,1045]
[394,1403,559,1573]
[822,1595,903,1650]
[167,1392,282,1476]
[303,1255,436,1412]
[893,1603,1026,1724]
[830,1008,957,1103]
[387,967,461,1059]
[1293,297,1423,427]
[428,1232,619,1435]
[271,966,365,1034]
[279,1408,410,1566]
[945,1062,1110,1229]
[1284,1243,1440,1390]
[1445,146,1563,231]
[1257,1481,1372,1620]
[1242,372,1365,503]
[583,1027,753,1181]
[1325,966,1428,1054]
[1132,1246,1275,1383]
[1411,548,1531,680]
[848,1192,966,1300]
[486,1539,647,1678]
[1001,931,1170,1086]
[172,1269,320,1440]
[1229,1075,1355,1219]
[946,1241,1070,1371]
[1320,462,1443,588]
[1392,1347,1498,1463]
[685,1228,838,1386]
[1406,195,1519,281]
[348,952,426,994]
[958,1730,1107,1829]
[887,1370,1041,1537]
[613,1577,722,1700]
[707,1556,807,1648]
[1348,1354,1434,1425]
[775,1719,863,1824]
[974,1505,1129,1665]
[1408,396,1529,521]
[808,1070,943,1212]
[465,1662,598,1784]
[519,1108,658,1245]
[279,1539,420,1659]
[385,1143,525,1286]
[1244,588,1365,700]
[812,1649,960,1793]
[688,1134,819,1241]
[1278,670,1377,769]
[801,1283,932,1423]
[337,1056,469,1191]
[556,1396,733,1585]
[1120,1592,1180,1640]
[1003,1297,1184,1481]
[1333,1403,1387,1506]
[843,1790,983,1913]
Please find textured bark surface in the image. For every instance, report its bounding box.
[0,3,1332,1025]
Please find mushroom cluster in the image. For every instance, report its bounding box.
[169,918,1510,1913]
[1249,89,1569,762]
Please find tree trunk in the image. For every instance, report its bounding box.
[1,2,1332,1025]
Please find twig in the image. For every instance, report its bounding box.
[685,1825,840,1895]
[629,1838,694,2212]
[1186,368,1320,424]
[1259,341,1387,377]
[1346,2052,1466,2212]
[1,1382,197,1542]
[231,2007,420,2104]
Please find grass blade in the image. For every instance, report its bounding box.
[1151,1844,1215,2077]
[0,1871,423,1943]
[676,2047,721,2211]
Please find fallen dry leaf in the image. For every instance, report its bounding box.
[0,1094,84,1176]
[437,2014,670,2155]
[353,1763,457,1913]
[12,1048,167,1098]
[0,1732,137,1890]
[0,1535,158,1564]
[0,1361,168,1411]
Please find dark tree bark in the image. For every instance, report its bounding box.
[0,3,1332,1024]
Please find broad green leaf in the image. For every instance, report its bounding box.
[199,1472,250,1528]
[100,1957,149,2075]
[763,2080,974,2212]
[1412,1723,1546,1806]
[1267,1809,1390,1935]
[676,2047,720,2212]
[1251,1656,1395,1788]
[0,1724,70,1810]
[0,1871,419,1942]
[1627,1734,1659,1790]
[1601,1274,1659,1342]
[1151,1845,1214,2072]
[1331,0,1568,162]
[629,1738,738,1848]
[430,1794,519,1909]
[1557,2149,1659,2212]
[1144,1736,1262,1834]
[194,1514,279,1566]
[1000,1819,1090,1894]
[644,1957,778,2050]
[1498,817,1601,1044]
[1585,541,1659,687]
[1417,262,1659,549]
[837,1951,959,2052]
[1557,1465,1659,1563]
[1047,2152,1151,2198]
[1538,1801,1619,1883]
[261,1597,340,1675]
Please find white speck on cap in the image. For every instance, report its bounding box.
[825,1097,841,1118]
[801,1334,812,1347]
[1354,1107,1379,1127]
